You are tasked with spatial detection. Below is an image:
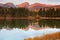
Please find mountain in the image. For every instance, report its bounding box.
[17,2,29,8]
[50,5,60,8]
[0,3,4,7]
[0,2,60,10]
[4,2,16,8]
[16,2,60,11]
[0,2,16,8]
[29,3,45,10]
[29,3,56,10]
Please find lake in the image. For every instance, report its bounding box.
[0,19,60,28]
[0,28,60,40]
[0,19,60,40]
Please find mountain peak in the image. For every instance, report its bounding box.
[23,2,29,4]
[5,2,13,4]
[3,2,16,8]
[17,2,29,8]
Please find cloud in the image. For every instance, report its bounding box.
[0,0,60,5]
[47,0,60,4]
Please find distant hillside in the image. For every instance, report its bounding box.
[0,2,16,8]
[17,2,60,11]
[0,2,60,10]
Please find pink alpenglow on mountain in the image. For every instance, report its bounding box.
[17,2,29,8]
[29,3,56,10]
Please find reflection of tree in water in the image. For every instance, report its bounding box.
[0,19,29,29]
[15,19,29,28]
[0,20,4,29]
[0,19,60,29]
[38,19,60,28]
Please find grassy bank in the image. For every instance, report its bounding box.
[24,32,60,40]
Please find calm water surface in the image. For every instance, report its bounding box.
[0,28,60,40]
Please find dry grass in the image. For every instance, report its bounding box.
[24,38,33,40]
[24,32,60,40]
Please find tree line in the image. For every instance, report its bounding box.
[0,7,29,17]
[38,8,60,17]
[0,7,60,17]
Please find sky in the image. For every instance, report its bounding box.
[0,0,60,5]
